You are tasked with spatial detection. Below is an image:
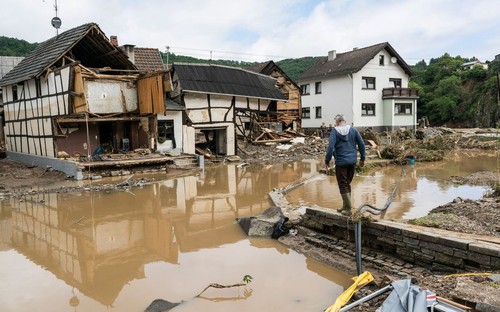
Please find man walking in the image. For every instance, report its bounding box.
[325,114,366,215]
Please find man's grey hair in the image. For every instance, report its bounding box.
[334,114,346,122]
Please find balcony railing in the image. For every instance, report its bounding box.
[382,88,419,98]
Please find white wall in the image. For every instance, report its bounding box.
[2,66,72,157]
[86,80,138,114]
[300,75,353,129]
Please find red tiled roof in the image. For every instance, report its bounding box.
[133,47,164,71]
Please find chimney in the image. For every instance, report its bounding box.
[122,44,136,64]
[328,50,337,61]
[110,35,118,47]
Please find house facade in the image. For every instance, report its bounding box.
[169,63,287,156]
[297,42,418,133]
[0,56,25,150]
[0,23,167,178]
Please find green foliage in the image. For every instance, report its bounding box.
[0,36,38,56]
[462,66,488,81]
[161,52,257,68]
[276,56,323,81]
[242,275,253,284]
[488,59,500,74]
[412,53,499,127]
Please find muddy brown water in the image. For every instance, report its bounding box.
[0,151,497,311]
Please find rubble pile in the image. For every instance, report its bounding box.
[237,135,328,164]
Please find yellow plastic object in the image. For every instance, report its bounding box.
[324,271,374,312]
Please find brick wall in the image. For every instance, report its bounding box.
[302,206,500,272]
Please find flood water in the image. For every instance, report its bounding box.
[0,150,497,311]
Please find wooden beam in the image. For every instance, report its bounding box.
[56,116,146,123]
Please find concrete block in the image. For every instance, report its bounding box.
[420,240,454,256]
[437,236,471,250]
[434,252,464,267]
[469,241,500,257]
[401,228,419,238]
[468,251,491,266]
[417,230,442,243]
[403,236,420,246]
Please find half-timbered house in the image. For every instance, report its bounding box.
[0,23,167,178]
[169,63,287,156]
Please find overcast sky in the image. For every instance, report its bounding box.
[1,0,499,65]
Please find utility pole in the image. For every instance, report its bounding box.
[497,72,499,128]
[165,46,170,69]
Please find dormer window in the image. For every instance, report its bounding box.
[379,55,385,66]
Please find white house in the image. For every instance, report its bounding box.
[297,42,418,132]
[462,60,488,70]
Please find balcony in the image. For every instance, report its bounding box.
[382,88,419,99]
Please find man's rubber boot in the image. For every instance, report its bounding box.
[337,193,352,216]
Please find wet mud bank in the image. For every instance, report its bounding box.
[268,170,500,311]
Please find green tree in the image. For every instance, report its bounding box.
[0,36,38,56]
[424,75,461,124]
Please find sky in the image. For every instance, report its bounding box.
[1,0,499,65]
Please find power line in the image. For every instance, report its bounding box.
[166,45,292,60]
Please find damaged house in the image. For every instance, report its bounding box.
[247,60,302,132]
[168,63,287,156]
[0,23,168,178]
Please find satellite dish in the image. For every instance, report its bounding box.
[51,17,62,29]
[390,56,397,64]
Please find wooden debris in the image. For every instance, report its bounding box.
[195,147,212,158]
[252,127,294,144]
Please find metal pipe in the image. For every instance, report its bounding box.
[338,284,393,312]
[355,221,362,275]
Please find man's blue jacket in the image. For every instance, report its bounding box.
[325,125,366,166]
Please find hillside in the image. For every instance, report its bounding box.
[0,36,38,56]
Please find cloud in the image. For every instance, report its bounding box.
[1,0,499,64]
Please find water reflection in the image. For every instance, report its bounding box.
[0,162,350,312]
[1,151,495,311]
[287,151,496,220]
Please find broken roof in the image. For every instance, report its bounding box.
[298,42,413,82]
[246,60,300,90]
[133,47,165,71]
[173,63,287,101]
[0,22,136,86]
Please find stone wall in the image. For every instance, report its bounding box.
[302,206,500,272]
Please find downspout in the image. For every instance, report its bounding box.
[348,73,354,126]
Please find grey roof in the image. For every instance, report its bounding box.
[166,98,185,111]
[0,23,136,86]
[298,42,413,82]
[172,63,286,101]
[246,60,300,90]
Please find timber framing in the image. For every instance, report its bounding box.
[0,23,175,178]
